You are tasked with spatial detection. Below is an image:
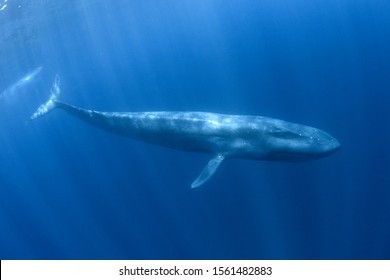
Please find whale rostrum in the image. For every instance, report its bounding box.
[31,75,340,188]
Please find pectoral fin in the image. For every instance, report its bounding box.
[191,155,225,188]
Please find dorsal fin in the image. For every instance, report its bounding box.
[191,155,225,188]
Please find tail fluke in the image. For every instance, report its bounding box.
[31,74,60,120]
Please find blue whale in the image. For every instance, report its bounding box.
[1,66,43,101]
[31,75,340,188]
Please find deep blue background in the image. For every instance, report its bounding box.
[1,0,389,259]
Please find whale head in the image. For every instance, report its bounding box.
[263,120,340,162]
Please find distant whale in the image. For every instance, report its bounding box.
[0,66,42,100]
[31,75,340,188]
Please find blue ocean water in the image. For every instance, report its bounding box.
[1,0,389,260]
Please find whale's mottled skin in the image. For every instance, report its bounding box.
[31,75,340,188]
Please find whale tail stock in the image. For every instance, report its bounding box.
[31,74,60,120]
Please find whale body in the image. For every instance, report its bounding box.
[31,75,340,188]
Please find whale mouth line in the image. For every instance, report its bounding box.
[266,145,340,162]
